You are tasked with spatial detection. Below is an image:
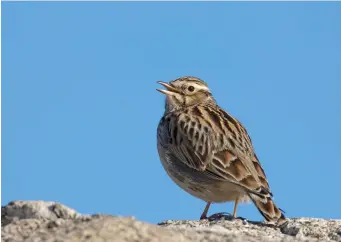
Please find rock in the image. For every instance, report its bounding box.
[1,201,341,242]
[160,217,341,241]
[1,200,85,227]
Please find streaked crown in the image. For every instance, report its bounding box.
[169,76,209,89]
[157,76,215,112]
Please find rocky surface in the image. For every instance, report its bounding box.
[1,201,341,242]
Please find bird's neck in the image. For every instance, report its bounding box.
[164,97,217,114]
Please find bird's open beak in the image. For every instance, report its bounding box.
[156,81,179,95]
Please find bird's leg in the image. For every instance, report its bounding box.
[231,198,247,221]
[233,197,239,218]
[200,202,211,220]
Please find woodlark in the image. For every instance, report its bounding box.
[156,76,287,227]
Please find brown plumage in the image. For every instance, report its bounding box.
[156,76,287,226]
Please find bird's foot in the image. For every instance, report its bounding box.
[233,216,248,223]
[201,213,248,222]
[207,212,232,221]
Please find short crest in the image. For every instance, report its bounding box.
[170,76,208,88]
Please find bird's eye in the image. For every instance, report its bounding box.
[187,86,195,92]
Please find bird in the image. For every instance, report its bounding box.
[156,76,287,227]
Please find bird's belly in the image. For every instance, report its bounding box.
[168,171,244,203]
[158,149,249,203]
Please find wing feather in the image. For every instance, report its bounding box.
[159,105,273,198]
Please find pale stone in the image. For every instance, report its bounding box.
[2,201,340,242]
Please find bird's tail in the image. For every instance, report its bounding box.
[249,193,288,227]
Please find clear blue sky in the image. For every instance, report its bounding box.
[2,2,341,223]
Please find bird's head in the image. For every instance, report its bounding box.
[157,76,215,112]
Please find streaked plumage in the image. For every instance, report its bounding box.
[156,76,287,226]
